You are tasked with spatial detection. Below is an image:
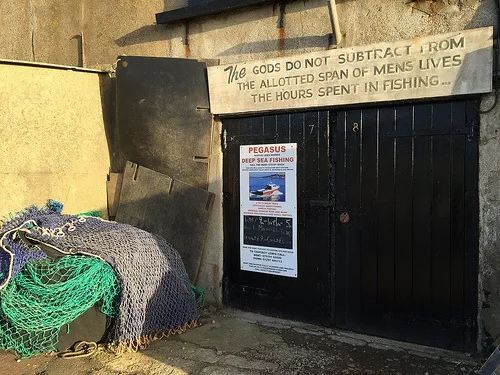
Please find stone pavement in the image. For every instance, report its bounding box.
[0,307,482,375]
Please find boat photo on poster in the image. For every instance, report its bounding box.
[249,172,286,202]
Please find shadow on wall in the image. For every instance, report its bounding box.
[109,190,210,330]
[466,0,499,31]
[98,74,126,173]
[218,35,330,55]
[451,44,494,96]
[115,24,170,48]
[114,0,334,54]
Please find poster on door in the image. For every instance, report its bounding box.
[240,143,297,277]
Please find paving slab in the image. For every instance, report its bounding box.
[0,307,483,375]
[147,340,219,364]
[199,365,260,375]
[218,354,278,371]
[178,313,282,354]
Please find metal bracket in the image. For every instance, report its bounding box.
[192,156,209,164]
[183,22,189,45]
[205,194,215,211]
[277,2,286,28]
[70,32,85,67]
[467,124,478,142]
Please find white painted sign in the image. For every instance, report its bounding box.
[208,27,493,115]
[239,143,298,277]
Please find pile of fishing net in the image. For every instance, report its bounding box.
[0,201,198,358]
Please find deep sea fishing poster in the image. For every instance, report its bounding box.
[239,143,297,277]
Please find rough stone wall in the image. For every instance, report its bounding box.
[337,0,496,48]
[479,93,500,348]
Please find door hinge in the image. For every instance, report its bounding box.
[221,129,227,150]
[222,192,231,205]
[467,120,479,142]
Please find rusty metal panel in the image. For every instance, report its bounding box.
[116,162,215,281]
[107,172,123,219]
[116,56,211,190]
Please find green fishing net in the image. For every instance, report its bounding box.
[0,255,120,358]
[191,285,205,308]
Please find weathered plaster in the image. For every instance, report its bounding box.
[0,0,32,62]
[0,64,110,216]
[160,0,498,64]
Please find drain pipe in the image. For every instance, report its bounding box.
[326,0,342,47]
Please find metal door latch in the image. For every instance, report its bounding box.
[339,212,350,223]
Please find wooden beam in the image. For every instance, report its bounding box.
[156,0,277,25]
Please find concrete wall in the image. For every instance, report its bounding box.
[0,63,111,216]
[479,93,500,348]
[164,0,498,62]
[0,0,169,68]
[3,1,496,68]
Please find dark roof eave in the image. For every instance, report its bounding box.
[155,0,279,25]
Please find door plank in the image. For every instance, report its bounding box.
[394,106,414,323]
[360,108,378,318]
[377,107,396,326]
[430,104,452,322]
[411,105,433,321]
[344,110,362,325]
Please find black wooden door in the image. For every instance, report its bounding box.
[333,100,479,351]
[223,111,331,325]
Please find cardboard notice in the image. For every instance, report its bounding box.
[208,27,493,115]
[240,143,298,278]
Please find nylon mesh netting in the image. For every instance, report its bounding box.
[0,255,119,358]
[0,201,198,357]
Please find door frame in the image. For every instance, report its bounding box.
[220,97,480,352]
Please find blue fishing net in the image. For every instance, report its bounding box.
[0,201,197,356]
